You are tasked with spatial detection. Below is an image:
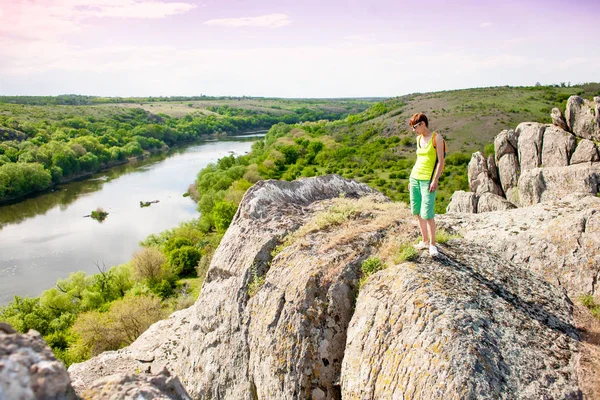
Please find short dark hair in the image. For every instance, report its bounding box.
[409,113,428,128]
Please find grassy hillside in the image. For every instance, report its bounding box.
[192,83,600,228]
[0,97,375,123]
[345,82,600,155]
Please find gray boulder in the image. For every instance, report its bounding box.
[552,107,569,131]
[70,175,384,399]
[446,190,478,213]
[505,186,521,207]
[81,368,191,400]
[517,163,600,206]
[342,241,584,399]
[477,192,516,213]
[0,326,78,400]
[497,153,520,195]
[438,193,600,301]
[517,122,544,172]
[468,152,502,196]
[541,125,577,167]
[494,129,517,162]
[565,96,600,141]
[507,128,520,149]
[487,154,500,184]
[571,139,600,165]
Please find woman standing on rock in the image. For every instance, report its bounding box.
[408,112,445,257]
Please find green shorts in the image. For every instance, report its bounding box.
[409,177,436,220]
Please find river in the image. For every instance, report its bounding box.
[0,136,261,305]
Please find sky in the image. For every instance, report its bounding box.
[0,0,598,98]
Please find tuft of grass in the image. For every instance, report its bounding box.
[436,228,461,244]
[248,264,266,297]
[313,201,359,229]
[395,242,419,263]
[358,256,385,289]
[580,294,600,319]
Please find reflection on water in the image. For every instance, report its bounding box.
[0,138,258,305]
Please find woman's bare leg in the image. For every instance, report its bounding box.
[426,218,436,246]
[417,216,429,242]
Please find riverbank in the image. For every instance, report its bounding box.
[0,131,265,206]
[0,138,258,305]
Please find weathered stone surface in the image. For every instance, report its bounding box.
[494,129,517,162]
[81,368,191,400]
[566,95,600,141]
[541,125,577,167]
[468,152,502,196]
[438,193,600,301]
[68,175,600,400]
[70,175,385,399]
[552,107,569,131]
[505,186,521,207]
[342,242,583,400]
[507,127,520,149]
[517,122,544,171]
[68,309,192,394]
[517,163,600,206]
[487,154,500,184]
[477,192,516,213]
[446,190,478,213]
[0,328,78,400]
[497,153,520,194]
[571,139,600,164]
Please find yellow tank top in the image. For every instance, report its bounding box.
[410,133,437,180]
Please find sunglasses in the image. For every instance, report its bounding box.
[412,122,422,130]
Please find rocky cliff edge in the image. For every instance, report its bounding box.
[62,175,600,399]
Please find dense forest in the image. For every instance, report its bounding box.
[2,83,599,367]
[0,97,374,202]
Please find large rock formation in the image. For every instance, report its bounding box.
[68,175,600,399]
[467,152,502,196]
[541,125,577,167]
[517,164,600,206]
[517,122,544,172]
[0,324,78,400]
[571,139,600,165]
[70,175,384,399]
[440,193,600,300]
[552,107,569,131]
[446,190,478,213]
[566,96,600,141]
[454,98,600,213]
[342,242,582,399]
[0,323,191,399]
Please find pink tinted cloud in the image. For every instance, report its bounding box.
[0,0,197,41]
[204,13,291,28]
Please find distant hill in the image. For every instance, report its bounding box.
[338,82,600,155]
[190,83,600,220]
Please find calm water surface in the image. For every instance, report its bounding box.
[0,137,258,305]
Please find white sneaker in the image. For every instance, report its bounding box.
[429,245,439,257]
[414,241,429,250]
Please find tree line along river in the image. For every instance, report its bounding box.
[0,135,261,305]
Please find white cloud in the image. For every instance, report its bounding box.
[204,13,291,28]
[0,0,197,42]
[80,1,197,19]
[480,22,493,28]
